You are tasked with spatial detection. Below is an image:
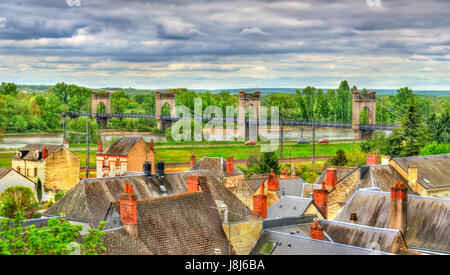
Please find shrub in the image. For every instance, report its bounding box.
[0,186,38,219]
[420,142,450,156]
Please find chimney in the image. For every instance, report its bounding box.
[381,155,390,165]
[120,184,138,236]
[63,140,69,149]
[187,176,200,193]
[408,166,418,191]
[267,169,280,191]
[350,213,358,224]
[42,147,48,160]
[149,139,154,151]
[367,151,379,165]
[142,161,152,176]
[313,182,328,219]
[252,181,267,219]
[325,168,337,189]
[226,157,234,175]
[366,152,372,165]
[156,161,165,175]
[190,153,196,167]
[390,181,408,233]
[97,139,103,153]
[310,218,324,240]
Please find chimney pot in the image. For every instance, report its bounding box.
[313,183,328,219]
[226,157,234,175]
[267,170,280,191]
[156,161,165,175]
[143,161,152,176]
[120,184,138,236]
[149,139,154,151]
[190,153,196,167]
[97,139,103,153]
[187,176,200,193]
[252,181,267,219]
[310,219,324,240]
[350,213,358,224]
[325,168,337,188]
[390,181,408,233]
[42,147,49,159]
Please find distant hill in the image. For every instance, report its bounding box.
[16,85,450,97]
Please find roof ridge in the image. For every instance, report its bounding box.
[319,219,400,233]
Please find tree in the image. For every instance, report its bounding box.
[328,150,348,166]
[398,96,429,156]
[0,213,107,255]
[0,186,38,219]
[66,117,100,144]
[256,152,281,175]
[427,110,450,144]
[111,91,129,114]
[36,179,42,202]
[419,142,450,156]
[339,80,350,91]
[0,82,19,96]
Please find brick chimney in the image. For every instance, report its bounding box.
[367,151,379,165]
[187,176,200,193]
[190,153,196,167]
[149,138,154,151]
[267,169,280,191]
[310,218,324,240]
[350,213,358,224]
[325,167,337,189]
[42,147,48,159]
[252,181,267,219]
[390,181,408,233]
[408,166,418,191]
[226,157,234,175]
[97,139,103,153]
[381,155,390,165]
[313,182,328,219]
[120,184,138,236]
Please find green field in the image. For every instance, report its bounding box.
[0,142,360,169]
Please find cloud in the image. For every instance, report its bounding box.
[0,0,448,90]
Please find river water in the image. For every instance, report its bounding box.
[0,127,358,149]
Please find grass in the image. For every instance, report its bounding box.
[0,142,360,169]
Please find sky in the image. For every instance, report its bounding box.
[0,0,449,90]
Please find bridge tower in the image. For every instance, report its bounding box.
[155,91,176,130]
[92,91,111,126]
[238,90,261,140]
[352,90,376,139]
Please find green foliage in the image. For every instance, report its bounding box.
[54,191,67,202]
[427,110,450,144]
[36,179,42,202]
[328,150,348,166]
[0,82,19,96]
[0,213,107,255]
[419,142,450,156]
[0,186,38,219]
[255,152,281,175]
[111,91,129,114]
[66,117,100,144]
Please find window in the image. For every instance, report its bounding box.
[259,241,277,255]
[34,168,37,177]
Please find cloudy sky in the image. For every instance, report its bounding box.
[0,0,449,90]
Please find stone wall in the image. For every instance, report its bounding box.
[45,148,80,191]
[327,168,360,219]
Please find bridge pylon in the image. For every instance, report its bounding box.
[91,91,112,126]
[352,90,377,139]
[155,91,176,130]
[238,90,261,140]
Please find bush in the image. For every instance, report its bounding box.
[0,186,38,219]
[420,142,450,156]
[54,191,67,202]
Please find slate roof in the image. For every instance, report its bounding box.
[277,178,306,197]
[334,189,450,253]
[105,191,232,255]
[44,172,192,227]
[101,136,146,156]
[359,165,418,194]
[267,196,314,219]
[251,230,390,255]
[391,154,450,190]
[188,157,243,176]
[318,220,404,253]
[0,168,10,179]
[314,166,357,185]
[12,144,64,161]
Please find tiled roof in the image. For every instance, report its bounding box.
[267,196,313,219]
[359,165,418,194]
[314,166,357,185]
[44,172,191,227]
[188,157,243,176]
[251,230,390,255]
[277,178,306,197]
[106,191,232,255]
[11,144,63,161]
[334,189,450,253]
[102,136,145,156]
[391,154,450,190]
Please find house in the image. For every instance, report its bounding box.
[96,136,155,178]
[250,215,391,255]
[0,168,37,198]
[334,187,450,254]
[11,144,80,191]
[188,156,244,188]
